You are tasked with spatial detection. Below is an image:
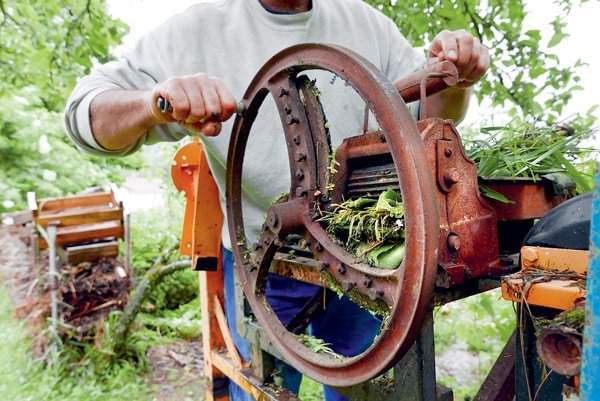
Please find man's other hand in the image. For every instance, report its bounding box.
[428,29,490,88]
[149,73,237,136]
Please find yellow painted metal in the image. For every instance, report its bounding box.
[501,246,588,311]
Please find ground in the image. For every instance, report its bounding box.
[0,226,206,401]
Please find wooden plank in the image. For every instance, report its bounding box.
[36,207,123,228]
[213,294,243,369]
[199,266,230,401]
[211,350,300,401]
[39,221,123,250]
[37,192,116,213]
[64,241,119,264]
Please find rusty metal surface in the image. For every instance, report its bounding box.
[226,43,439,386]
[482,177,568,221]
[395,60,458,104]
[537,327,582,377]
[418,118,504,286]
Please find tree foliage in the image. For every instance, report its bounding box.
[365,0,594,123]
[0,0,128,111]
[0,1,138,213]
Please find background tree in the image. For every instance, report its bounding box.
[0,1,141,213]
[365,0,596,123]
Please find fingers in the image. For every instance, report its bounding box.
[429,29,490,88]
[150,73,236,136]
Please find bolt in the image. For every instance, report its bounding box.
[249,264,258,272]
[295,152,306,162]
[315,242,323,252]
[444,148,453,157]
[443,168,460,185]
[252,242,262,251]
[379,133,386,143]
[341,281,355,292]
[185,242,192,249]
[267,210,279,228]
[447,234,461,252]
[284,106,292,114]
[337,264,346,274]
[368,288,384,300]
[521,247,538,264]
[317,261,329,271]
[362,277,373,288]
[287,115,299,125]
[298,239,310,249]
[279,88,289,97]
[295,169,305,180]
[295,187,307,197]
[293,135,301,144]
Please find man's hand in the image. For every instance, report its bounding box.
[428,29,489,88]
[149,73,238,136]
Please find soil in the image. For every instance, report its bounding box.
[146,341,206,401]
[0,224,207,401]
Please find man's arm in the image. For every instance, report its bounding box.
[87,74,237,152]
[420,29,490,123]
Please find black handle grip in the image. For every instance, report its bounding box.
[156,96,244,116]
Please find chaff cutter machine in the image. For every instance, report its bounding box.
[171,44,581,400]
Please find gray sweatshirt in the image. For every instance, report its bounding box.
[64,0,424,249]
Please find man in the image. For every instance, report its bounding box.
[65,0,488,400]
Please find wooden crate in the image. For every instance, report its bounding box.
[28,188,125,257]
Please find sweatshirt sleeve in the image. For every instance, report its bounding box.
[64,30,182,157]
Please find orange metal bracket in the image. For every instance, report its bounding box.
[171,138,223,271]
[501,246,588,311]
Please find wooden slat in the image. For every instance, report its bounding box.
[38,192,116,213]
[36,207,123,228]
[64,241,119,264]
[213,295,243,369]
[27,192,38,214]
[39,221,123,250]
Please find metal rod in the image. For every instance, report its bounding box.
[124,212,131,272]
[38,223,59,356]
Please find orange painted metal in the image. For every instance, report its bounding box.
[501,246,588,310]
[520,246,589,274]
[171,138,223,270]
[482,178,568,221]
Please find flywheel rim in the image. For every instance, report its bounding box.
[226,43,439,386]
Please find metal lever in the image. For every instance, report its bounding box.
[394,61,459,104]
[157,96,245,118]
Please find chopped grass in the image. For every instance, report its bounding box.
[319,189,406,269]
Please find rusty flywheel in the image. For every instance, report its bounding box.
[226,44,439,386]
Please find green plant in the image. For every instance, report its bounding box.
[364,0,596,123]
[434,290,516,399]
[0,288,153,401]
[320,189,406,269]
[464,117,598,196]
